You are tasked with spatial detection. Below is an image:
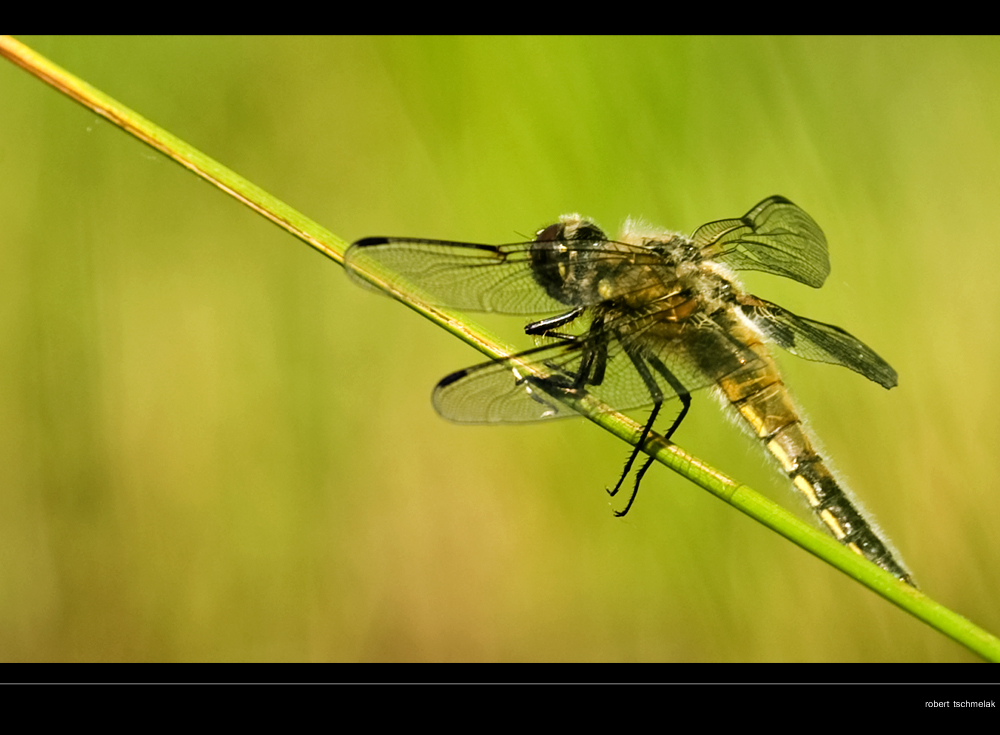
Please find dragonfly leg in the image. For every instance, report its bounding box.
[609,400,660,501]
[610,352,692,517]
[612,392,691,517]
[524,307,585,340]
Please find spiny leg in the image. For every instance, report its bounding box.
[609,401,662,516]
[610,352,692,517]
[524,307,585,340]
[614,393,690,517]
[609,400,661,501]
[607,347,663,502]
[526,310,609,398]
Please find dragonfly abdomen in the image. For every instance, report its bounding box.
[716,346,914,586]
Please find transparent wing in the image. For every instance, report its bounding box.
[345,237,563,314]
[740,298,898,389]
[694,196,830,288]
[433,342,600,423]
[345,236,661,315]
[433,312,759,424]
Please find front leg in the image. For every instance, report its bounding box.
[525,307,585,341]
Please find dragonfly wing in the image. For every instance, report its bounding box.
[345,237,573,314]
[694,196,831,288]
[740,297,898,389]
[346,236,670,314]
[433,343,592,423]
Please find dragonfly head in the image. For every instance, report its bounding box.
[534,214,606,247]
[530,214,609,306]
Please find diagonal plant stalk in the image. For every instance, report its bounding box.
[4,35,998,662]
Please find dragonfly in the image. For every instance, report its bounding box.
[345,196,913,586]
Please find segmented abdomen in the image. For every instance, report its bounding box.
[715,341,914,586]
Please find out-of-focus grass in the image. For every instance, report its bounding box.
[1,36,997,661]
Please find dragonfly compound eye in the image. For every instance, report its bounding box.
[535,223,565,242]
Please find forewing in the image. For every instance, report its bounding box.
[345,237,569,314]
[741,299,898,389]
[346,236,667,314]
[694,196,831,288]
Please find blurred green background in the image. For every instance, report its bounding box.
[1,36,997,662]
